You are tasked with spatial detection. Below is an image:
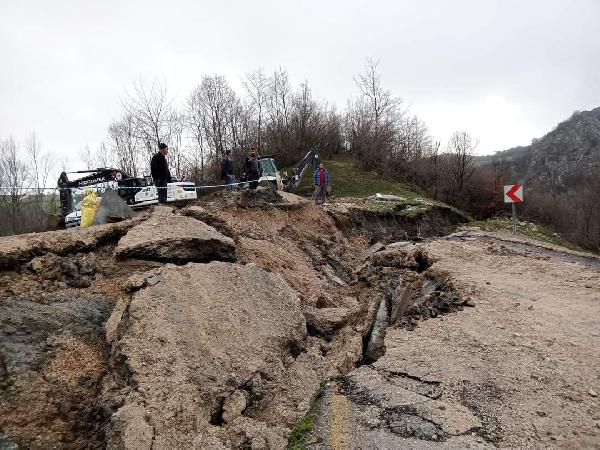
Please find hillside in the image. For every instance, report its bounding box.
[480,106,600,189]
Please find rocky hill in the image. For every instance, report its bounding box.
[480,106,600,189]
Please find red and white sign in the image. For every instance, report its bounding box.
[504,184,523,203]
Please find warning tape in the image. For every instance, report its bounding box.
[0,180,260,191]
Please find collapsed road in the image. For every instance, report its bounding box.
[0,189,598,449]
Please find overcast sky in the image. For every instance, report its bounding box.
[1,0,599,171]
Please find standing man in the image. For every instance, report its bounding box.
[151,143,171,204]
[245,148,261,190]
[221,150,235,189]
[313,162,330,205]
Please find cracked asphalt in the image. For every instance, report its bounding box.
[308,233,600,449]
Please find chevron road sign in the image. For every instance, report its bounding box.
[504,184,523,203]
[504,184,524,234]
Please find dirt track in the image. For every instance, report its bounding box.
[310,233,600,448]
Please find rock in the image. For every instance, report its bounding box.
[122,273,147,292]
[115,210,235,263]
[322,264,347,286]
[589,389,598,397]
[387,241,413,249]
[107,262,310,448]
[27,254,62,280]
[145,275,160,286]
[464,299,475,307]
[369,193,407,202]
[26,253,97,287]
[67,275,91,288]
[304,307,352,338]
[77,258,97,275]
[0,220,137,270]
[360,242,385,260]
[364,298,389,363]
[222,390,249,423]
[93,189,135,225]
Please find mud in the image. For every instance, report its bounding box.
[0,292,112,448]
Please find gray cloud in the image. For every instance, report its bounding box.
[1,0,599,167]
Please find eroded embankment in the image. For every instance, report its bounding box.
[0,190,471,449]
[325,198,469,244]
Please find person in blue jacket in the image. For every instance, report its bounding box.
[313,162,330,204]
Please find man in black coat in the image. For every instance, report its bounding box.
[245,148,261,190]
[221,149,235,189]
[150,143,171,204]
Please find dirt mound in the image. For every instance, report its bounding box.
[238,188,284,208]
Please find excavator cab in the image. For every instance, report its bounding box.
[259,156,284,190]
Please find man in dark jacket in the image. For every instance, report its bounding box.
[245,148,261,190]
[221,150,235,189]
[150,143,171,204]
[313,162,329,205]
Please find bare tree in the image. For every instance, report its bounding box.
[447,131,477,192]
[354,58,402,125]
[187,75,241,179]
[0,137,31,233]
[244,68,269,150]
[79,144,95,169]
[123,79,178,163]
[96,142,113,167]
[109,114,141,176]
[26,133,56,223]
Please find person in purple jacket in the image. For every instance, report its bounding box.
[313,162,330,205]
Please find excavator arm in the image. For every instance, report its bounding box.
[284,149,320,191]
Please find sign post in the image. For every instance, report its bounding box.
[504,184,523,235]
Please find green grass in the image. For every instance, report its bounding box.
[287,407,317,450]
[286,159,471,221]
[292,160,421,200]
[469,217,580,250]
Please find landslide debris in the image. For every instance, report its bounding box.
[0,292,112,449]
[0,192,472,449]
[115,206,236,263]
[26,253,98,288]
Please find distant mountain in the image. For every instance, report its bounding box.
[480,106,600,189]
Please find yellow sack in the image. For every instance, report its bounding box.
[80,189,99,227]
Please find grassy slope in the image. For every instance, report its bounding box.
[293,160,421,199]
